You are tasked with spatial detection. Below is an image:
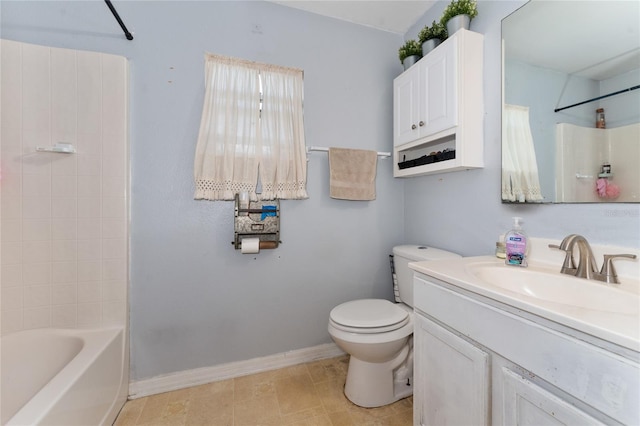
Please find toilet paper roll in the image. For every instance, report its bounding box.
[241,237,260,254]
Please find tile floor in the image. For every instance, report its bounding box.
[114,355,413,426]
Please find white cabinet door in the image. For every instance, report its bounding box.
[414,313,490,426]
[393,67,420,146]
[501,368,607,425]
[418,38,456,138]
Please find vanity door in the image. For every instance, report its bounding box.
[501,368,608,425]
[414,313,490,426]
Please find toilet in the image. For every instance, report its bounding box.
[328,245,461,408]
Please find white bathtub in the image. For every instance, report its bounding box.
[1,328,127,426]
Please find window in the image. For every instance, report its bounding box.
[193,54,308,201]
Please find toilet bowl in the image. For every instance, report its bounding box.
[328,245,461,408]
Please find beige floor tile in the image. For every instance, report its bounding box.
[275,374,323,416]
[114,356,413,426]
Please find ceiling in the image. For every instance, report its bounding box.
[267,1,437,34]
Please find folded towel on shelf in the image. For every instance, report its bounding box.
[328,147,378,201]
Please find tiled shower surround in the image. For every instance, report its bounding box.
[1,40,128,334]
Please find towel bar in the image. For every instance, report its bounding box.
[306,146,391,159]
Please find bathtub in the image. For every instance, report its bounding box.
[1,328,127,426]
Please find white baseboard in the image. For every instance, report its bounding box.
[128,343,345,399]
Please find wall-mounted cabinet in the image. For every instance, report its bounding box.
[393,29,484,177]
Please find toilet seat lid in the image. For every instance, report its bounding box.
[330,299,409,331]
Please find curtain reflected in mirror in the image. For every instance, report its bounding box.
[502,105,543,203]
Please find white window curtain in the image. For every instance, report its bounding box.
[502,104,544,202]
[193,53,308,201]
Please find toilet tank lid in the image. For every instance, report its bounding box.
[392,245,461,261]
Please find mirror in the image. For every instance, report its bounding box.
[502,0,640,203]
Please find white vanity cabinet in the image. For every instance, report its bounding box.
[393,29,483,178]
[413,273,640,426]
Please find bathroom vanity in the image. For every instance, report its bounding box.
[410,240,640,425]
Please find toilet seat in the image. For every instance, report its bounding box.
[329,299,409,334]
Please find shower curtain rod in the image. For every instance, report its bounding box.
[104,0,133,40]
[554,84,639,113]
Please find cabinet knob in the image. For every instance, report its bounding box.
[411,124,417,130]
[419,121,425,127]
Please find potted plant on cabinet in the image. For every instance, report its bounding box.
[440,0,478,36]
[418,20,448,56]
[398,39,422,70]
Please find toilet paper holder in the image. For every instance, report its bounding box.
[232,193,280,250]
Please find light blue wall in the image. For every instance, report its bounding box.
[404,0,640,255]
[1,1,405,380]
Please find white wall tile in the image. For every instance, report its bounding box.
[0,173,22,198]
[103,300,125,326]
[103,259,126,281]
[102,219,125,239]
[23,174,51,198]
[22,240,52,263]
[1,309,23,335]
[51,48,77,140]
[1,264,23,288]
[78,282,101,302]
[2,196,22,220]
[51,262,78,284]
[52,218,77,240]
[23,306,51,329]
[76,133,102,157]
[22,263,51,285]
[77,302,101,327]
[102,197,125,218]
[52,175,77,197]
[21,43,51,134]
[78,197,101,218]
[52,304,77,328]
[2,220,23,242]
[23,196,51,219]
[52,239,77,262]
[1,42,128,333]
[77,218,101,239]
[78,261,101,281]
[23,284,51,307]
[1,40,23,150]
[2,242,23,265]
[102,238,126,259]
[52,284,77,305]
[52,261,77,284]
[51,152,77,176]
[2,287,23,311]
[77,154,102,176]
[77,51,102,135]
[102,280,126,301]
[22,219,51,241]
[78,239,101,260]
[52,197,77,218]
[78,175,101,197]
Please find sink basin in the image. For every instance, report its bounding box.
[465,263,639,315]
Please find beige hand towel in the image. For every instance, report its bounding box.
[329,147,378,201]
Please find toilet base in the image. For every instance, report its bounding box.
[343,345,413,408]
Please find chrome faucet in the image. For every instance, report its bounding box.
[549,234,637,284]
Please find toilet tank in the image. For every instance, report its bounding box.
[392,245,461,308]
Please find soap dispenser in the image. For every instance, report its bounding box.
[505,217,528,267]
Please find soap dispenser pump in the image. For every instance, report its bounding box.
[505,217,528,267]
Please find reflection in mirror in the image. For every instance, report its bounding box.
[502,0,640,203]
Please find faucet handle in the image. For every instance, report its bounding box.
[599,254,637,284]
[548,244,576,274]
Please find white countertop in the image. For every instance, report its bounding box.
[410,254,640,353]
